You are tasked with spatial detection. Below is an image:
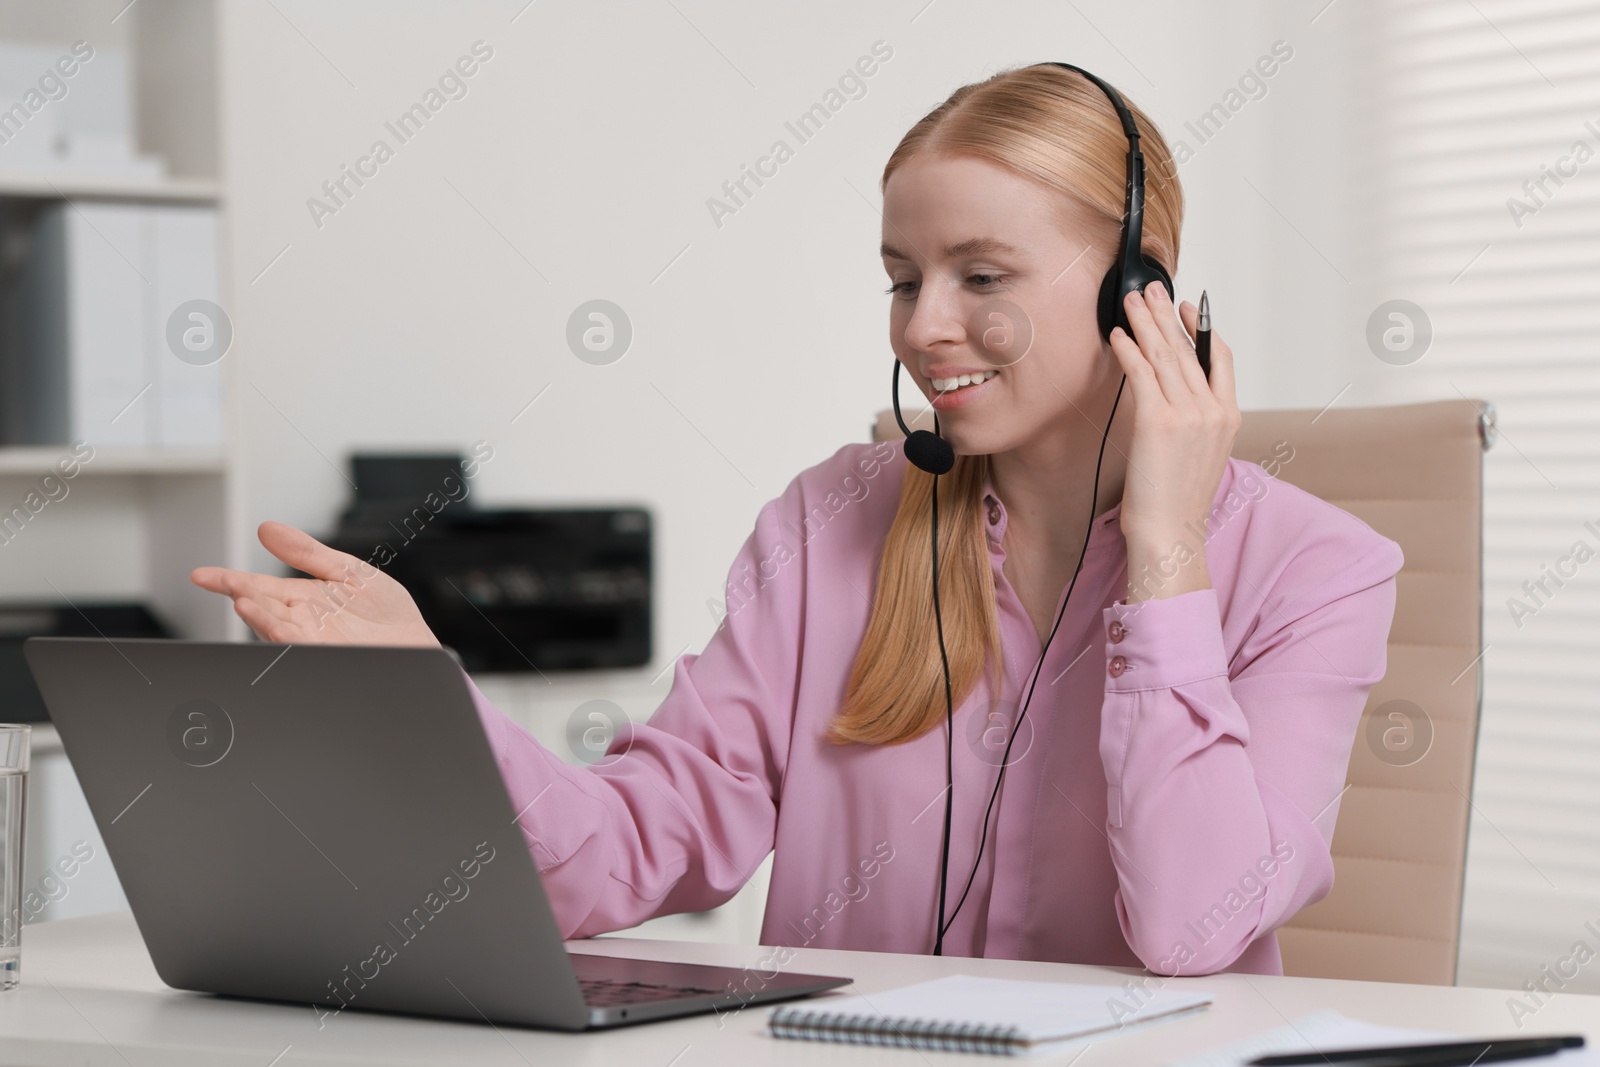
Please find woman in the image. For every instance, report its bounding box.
[192,64,1403,977]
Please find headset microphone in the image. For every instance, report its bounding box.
[885,60,1159,957]
[891,360,955,475]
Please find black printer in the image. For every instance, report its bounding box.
[306,452,651,673]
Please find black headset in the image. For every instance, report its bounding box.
[888,62,1170,955]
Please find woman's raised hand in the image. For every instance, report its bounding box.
[1107,280,1240,601]
[190,521,441,647]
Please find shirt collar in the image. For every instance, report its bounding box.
[979,460,1124,547]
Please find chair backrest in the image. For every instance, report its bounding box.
[872,399,1491,984]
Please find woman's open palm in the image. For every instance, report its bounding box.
[190,521,440,648]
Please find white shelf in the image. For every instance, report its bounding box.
[0,172,219,204]
[0,0,231,927]
[0,447,225,476]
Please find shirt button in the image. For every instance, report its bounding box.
[1108,621,1126,643]
[1108,655,1127,678]
[987,503,1001,525]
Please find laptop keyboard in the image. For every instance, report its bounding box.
[578,977,723,1007]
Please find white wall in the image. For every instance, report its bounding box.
[216,0,1381,941]
[219,0,1372,683]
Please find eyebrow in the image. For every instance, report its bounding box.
[879,236,1021,261]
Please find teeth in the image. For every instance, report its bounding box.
[932,370,998,392]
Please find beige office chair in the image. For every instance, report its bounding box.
[873,399,1491,985]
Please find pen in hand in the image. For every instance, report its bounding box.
[1196,289,1211,381]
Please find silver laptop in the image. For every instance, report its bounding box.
[24,637,849,1030]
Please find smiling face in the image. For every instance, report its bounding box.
[881,153,1124,458]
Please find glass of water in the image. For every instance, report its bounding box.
[0,725,28,990]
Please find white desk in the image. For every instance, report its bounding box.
[4,912,1598,1066]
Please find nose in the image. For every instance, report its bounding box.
[900,277,966,355]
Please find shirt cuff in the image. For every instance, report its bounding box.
[1103,588,1230,692]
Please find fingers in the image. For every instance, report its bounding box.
[1145,282,1202,363]
[1107,322,1162,410]
[1196,306,1236,407]
[1122,284,1207,398]
[1174,300,1216,395]
[257,521,373,585]
[233,596,294,644]
[190,565,295,605]
[1174,299,1238,409]
[249,589,303,631]
[240,590,337,644]
[193,523,388,644]
[1177,299,1197,339]
[189,566,229,594]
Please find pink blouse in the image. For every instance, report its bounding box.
[464,440,1403,975]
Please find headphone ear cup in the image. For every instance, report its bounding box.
[1096,266,1123,341]
[1098,256,1175,342]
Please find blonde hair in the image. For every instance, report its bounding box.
[830,64,1184,746]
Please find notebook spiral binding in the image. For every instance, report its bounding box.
[769,1006,1028,1055]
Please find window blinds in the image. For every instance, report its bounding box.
[1378,0,1600,990]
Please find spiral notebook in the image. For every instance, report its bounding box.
[768,974,1213,1056]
